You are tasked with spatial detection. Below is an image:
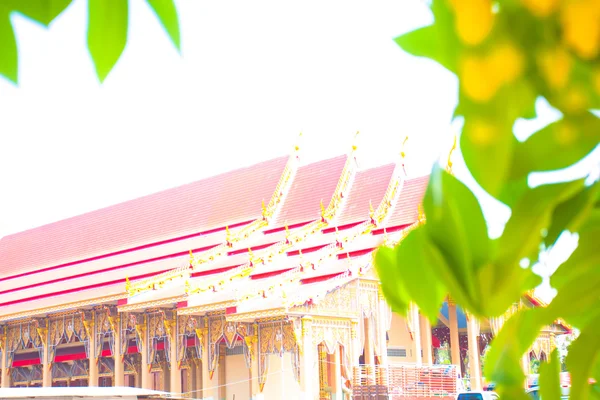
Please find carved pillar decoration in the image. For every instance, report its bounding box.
[448,302,461,368]
[95,307,117,361]
[200,317,210,399]
[138,315,151,389]
[178,315,202,368]
[357,281,379,357]
[48,312,91,366]
[299,317,314,400]
[466,313,482,390]
[257,319,300,392]
[147,310,173,368]
[207,315,252,379]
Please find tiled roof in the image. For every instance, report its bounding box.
[0,157,288,279]
[384,175,428,228]
[334,163,396,227]
[272,155,347,228]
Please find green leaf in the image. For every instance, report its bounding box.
[539,349,562,400]
[8,0,72,26]
[548,271,600,331]
[461,117,515,197]
[0,13,17,84]
[87,0,128,82]
[391,228,448,323]
[566,314,600,400]
[497,179,585,268]
[510,113,600,180]
[146,0,180,52]
[395,0,459,74]
[485,308,551,387]
[551,209,600,291]
[375,246,410,316]
[422,165,490,312]
[497,176,529,208]
[545,181,600,247]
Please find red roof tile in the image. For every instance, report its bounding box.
[385,175,429,228]
[334,164,396,227]
[0,157,288,278]
[272,155,347,228]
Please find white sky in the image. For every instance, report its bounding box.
[0,0,597,299]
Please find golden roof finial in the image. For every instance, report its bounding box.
[261,200,267,217]
[125,276,131,293]
[248,247,254,260]
[369,200,375,218]
[320,199,326,217]
[225,225,231,241]
[352,131,360,152]
[189,250,194,266]
[284,222,290,238]
[446,135,457,175]
[294,132,303,152]
[418,203,426,223]
[400,136,409,159]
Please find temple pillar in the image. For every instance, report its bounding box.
[448,302,461,368]
[140,316,151,390]
[331,346,342,400]
[169,319,181,394]
[299,317,314,400]
[1,328,9,388]
[249,329,260,400]
[467,314,482,390]
[114,317,124,387]
[420,314,433,365]
[412,304,422,366]
[42,334,51,387]
[363,317,376,385]
[201,331,210,399]
[89,323,99,387]
[377,294,389,367]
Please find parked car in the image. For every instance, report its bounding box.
[526,386,570,399]
[457,391,499,400]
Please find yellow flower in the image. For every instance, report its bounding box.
[521,0,560,17]
[461,55,499,102]
[489,43,525,84]
[594,68,600,95]
[562,86,588,113]
[561,0,600,59]
[537,47,572,90]
[468,119,497,146]
[451,0,495,46]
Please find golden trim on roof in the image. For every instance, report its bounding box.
[117,295,187,313]
[225,308,287,322]
[177,300,238,316]
[127,150,299,297]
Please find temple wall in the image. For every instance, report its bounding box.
[388,313,417,363]
[225,354,250,400]
[260,353,300,400]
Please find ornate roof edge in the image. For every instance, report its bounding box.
[126,144,301,298]
[0,293,125,323]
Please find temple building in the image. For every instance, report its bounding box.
[0,139,569,399]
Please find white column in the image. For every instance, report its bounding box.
[201,330,210,399]
[88,321,99,386]
[114,317,124,387]
[420,314,433,365]
[412,304,422,366]
[377,295,389,367]
[1,330,9,388]
[249,332,260,400]
[42,331,52,387]
[169,319,181,394]
[140,316,151,389]
[299,317,314,400]
[467,315,481,390]
[448,302,461,368]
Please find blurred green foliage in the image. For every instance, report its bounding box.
[0,0,180,83]
[378,0,600,398]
